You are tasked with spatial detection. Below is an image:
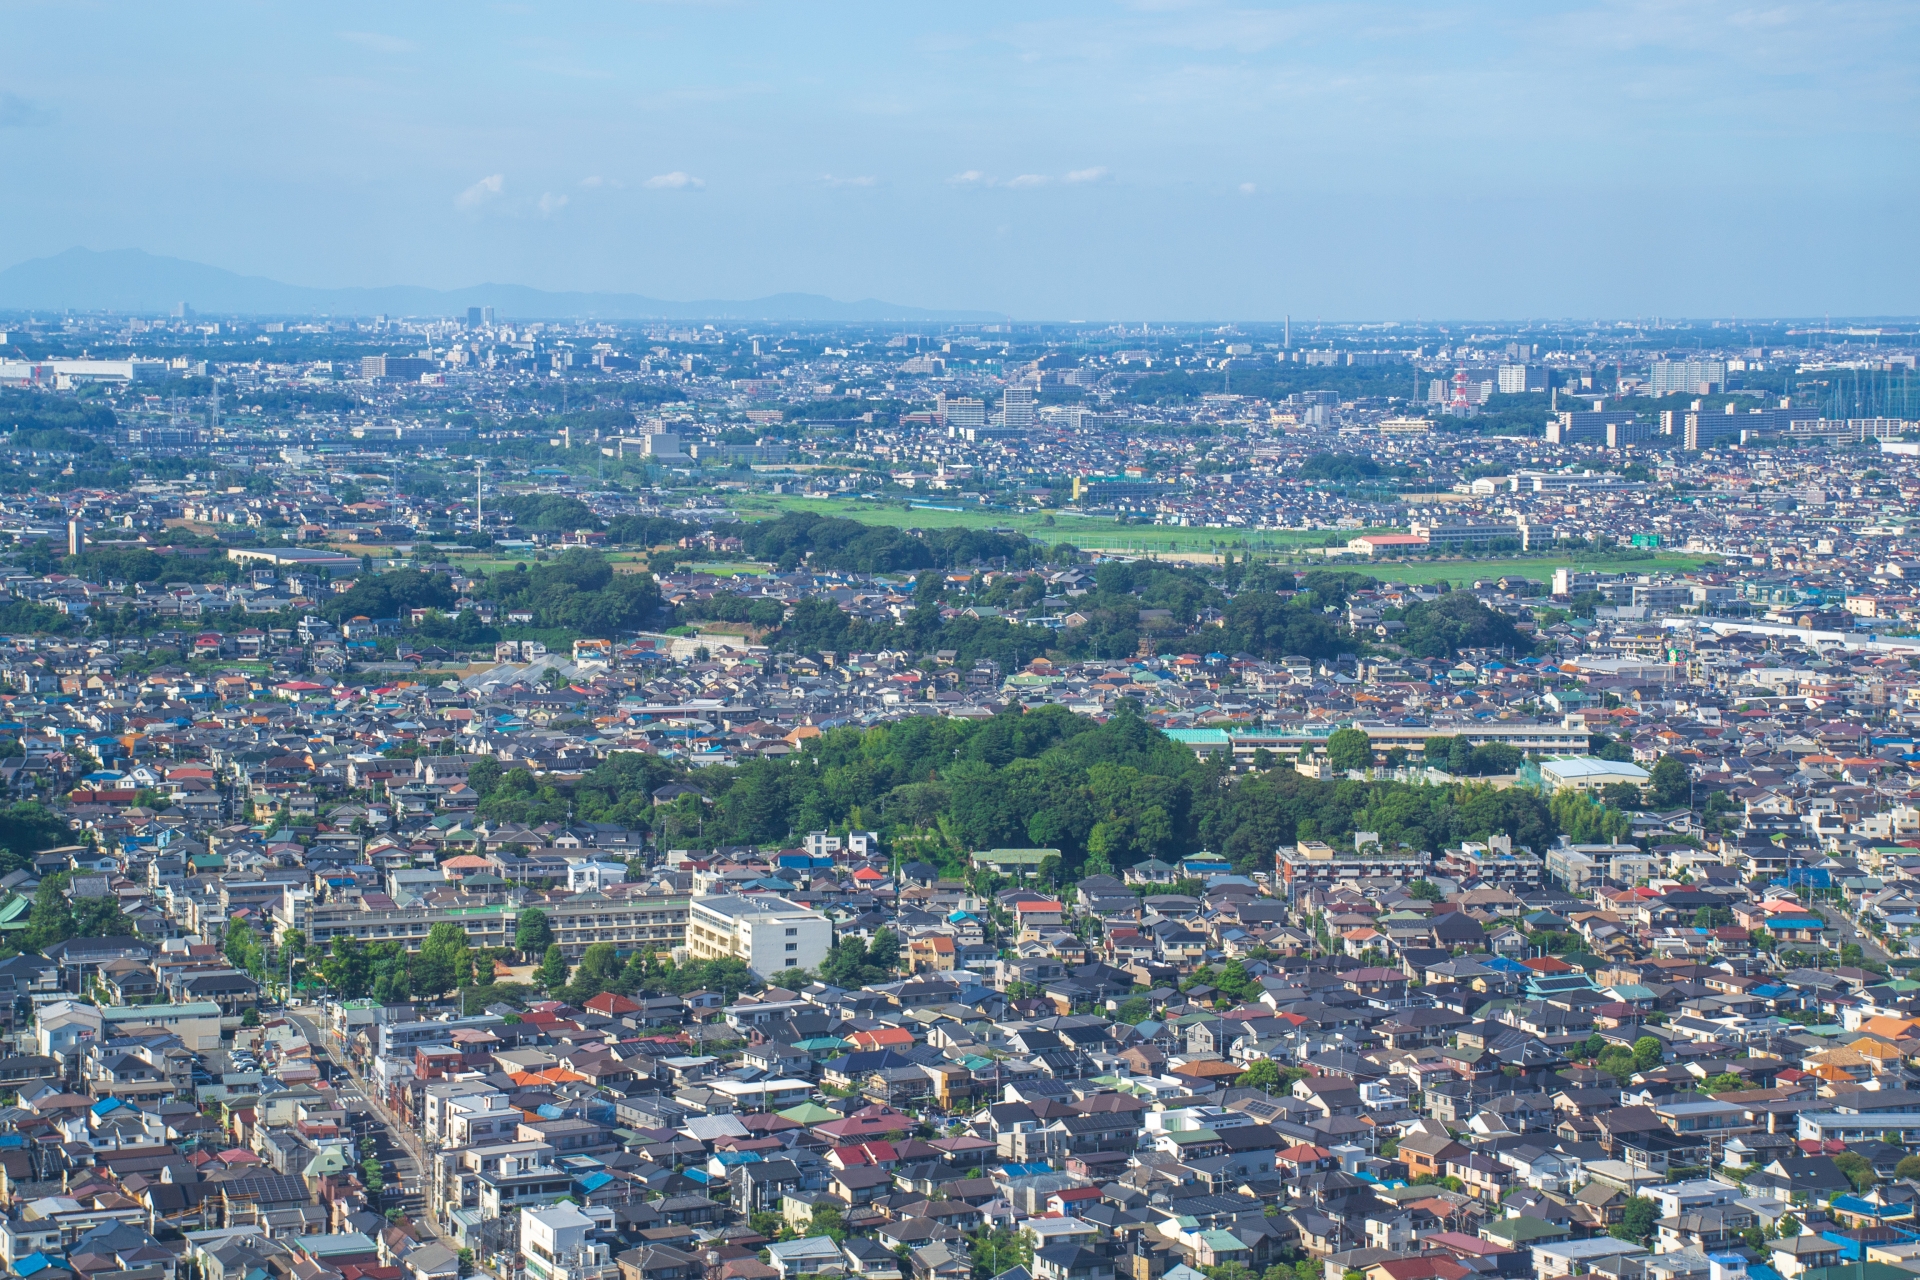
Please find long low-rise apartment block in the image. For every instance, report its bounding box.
[303,894,692,959]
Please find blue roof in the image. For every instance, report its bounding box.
[14,1252,55,1277]
[576,1171,615,1192]
[1830,1195,1888,1218]
[1000,1161,1053,1177]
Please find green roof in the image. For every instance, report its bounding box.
[1165,729,1231,745]
[1166,1128,1222,1145]
[1197,1230,1248,1251]
[1482,1217,1571,1243]
[970,848,1059,866]
[777,1102,840,1124]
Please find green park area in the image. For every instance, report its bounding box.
[725,493,1392,558]
[1341,551,1719,585]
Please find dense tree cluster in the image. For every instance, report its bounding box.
[459,702,1574,880]
[476,549,662,635]
[317,922,474,1002]
[740,512,1034,575]
[1390,592,1526,658]
[499,494,600,533]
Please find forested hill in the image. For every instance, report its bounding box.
[468,701,1572,881]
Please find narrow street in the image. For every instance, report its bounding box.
[285,1006,448,1244]
[1814,903,1894,965]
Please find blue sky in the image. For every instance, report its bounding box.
[0,1,1914,318]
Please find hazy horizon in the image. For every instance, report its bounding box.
[1,1,1914,321]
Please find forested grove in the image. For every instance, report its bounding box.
[728,554,1454,670]
[466,702,1568,878]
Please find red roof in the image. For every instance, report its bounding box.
[1424,1235,1511,1260]
[1278,1143,1332,1163]
[1522,956,1575,973]
[1368,1261,1469,1280]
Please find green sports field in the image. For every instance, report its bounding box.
[724,493,1395,557]
[1326,552,1719,584]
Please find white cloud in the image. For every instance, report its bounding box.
[644,171,704,189]
[538,192,569,216]
[339,31,413,54]
[1239,182,1256,194]
[1005,173,1049,188]
[455,173,504,210]
[1063,167,1108,184]
[823,174,877,187]
[580,175,604,188]
[947,170,989,185]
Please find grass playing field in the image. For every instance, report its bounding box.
[723,493,1391,557]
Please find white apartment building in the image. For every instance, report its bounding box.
[521,1203,614,1280]
[686,895,833,977]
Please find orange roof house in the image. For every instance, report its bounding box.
[848,1027,916,1052]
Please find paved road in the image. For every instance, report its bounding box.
[1815,903,1894,964]
[285,1006,446,1241]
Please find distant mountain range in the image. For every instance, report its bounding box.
[0,248,1006,322]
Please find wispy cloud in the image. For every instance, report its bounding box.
[455,173,504,210]
[1239,182,1256,195]
[952,168,1106,189]
[823,174,877,187]
[339,31,413,54]
[644,171,704,189]
[537,192,569,216]
[0,92,50,128]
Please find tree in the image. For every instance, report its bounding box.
[467,757,502,799]
[1408,879,1444,903]
[1611,1197,1657,1244]
[807,1204,848,1243]
[535,944,569,992]
[1698,1073,1745,1094]
[1325,728,1372,774]
[567,942,623,1001]
[1832,1150,1877,1194]
[1236,1059,1283,1092]
[1897,1154,1920,1181]
[1649,755,1690,808]
[515,908,554,957]
[1632,1036,1663,1072]
[414,922,471,997]
[224,918,265,979]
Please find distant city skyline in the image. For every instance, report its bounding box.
[0,1,1913,320]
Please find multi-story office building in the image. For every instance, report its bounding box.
[1001,386,1036,429]
[686,895,832,977]
[1497,363,1548,394]
[1649,359,1727,396]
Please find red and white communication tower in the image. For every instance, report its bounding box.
[1449,367,1471,415]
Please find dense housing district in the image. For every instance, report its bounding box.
[1,314,1920,1280]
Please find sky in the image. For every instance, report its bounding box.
[0,1,1915,320]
